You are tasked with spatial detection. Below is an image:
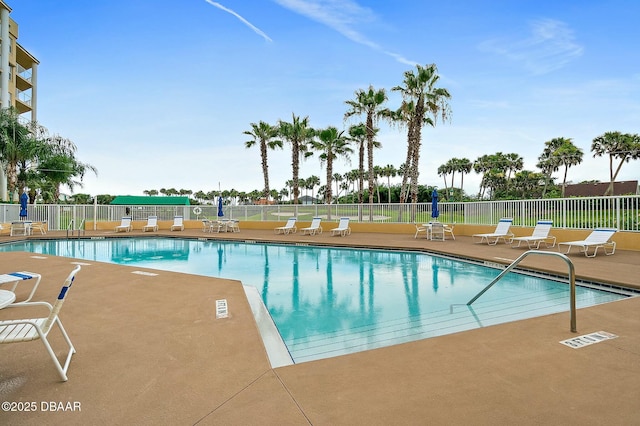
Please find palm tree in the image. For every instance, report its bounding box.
[36,150,97,201]
[0,108,36,201]
[306,175,321,203]
[312,127,353,206]
[373,165,383,203]
[392,64,451,203]
[437,162,451,200]
[380,164,397,203]
[347,124,367,204]
[332,172,344,202]
[244,121,282,201]
[278,114,315,204]
[591,132,640,196]
[453,158,473,199]
[345,86,391,206]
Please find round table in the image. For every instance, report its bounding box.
[0,289,16,309]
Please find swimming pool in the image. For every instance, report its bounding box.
[0,238,629,363]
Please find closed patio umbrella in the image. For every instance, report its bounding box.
[217,196,224,218]
[19,192,28,219]
[431,189,439,220]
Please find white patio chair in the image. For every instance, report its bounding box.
[0,271,42,304]
[275,217,297,234]
[115,217,132,233]
[300,217,322,235]
[414,223,429,239]
[558,228,617,257]
[472,218,514,245]
[142,216,159,232]
[330,217,351,236]
[170,216,184,231]
[511,220,555,249]
[0,265,81,381]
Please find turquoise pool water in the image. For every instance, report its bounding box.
[0,238,628,363]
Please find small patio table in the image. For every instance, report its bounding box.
[0,289,16,309]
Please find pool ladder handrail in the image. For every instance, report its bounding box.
[66,219,86,238]
[467,250,577,333]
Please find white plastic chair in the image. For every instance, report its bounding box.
[558,228,617,257]
[170,216,184,231]
[275,217,297,234]
[472,218,514,245]
[115,217,132,232]
[0,271,42,304]
[330,217,351,236]
[142,216,158,232]
[300,217,322,235]
[511,220,555,249]
[414,223,428,239]
[0,265,81,381]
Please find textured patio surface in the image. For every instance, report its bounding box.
[0,228,639,425]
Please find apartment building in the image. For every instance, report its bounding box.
[0,0,39,200]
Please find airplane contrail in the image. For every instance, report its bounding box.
[205,0,273,42]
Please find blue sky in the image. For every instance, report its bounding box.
[11,0,640,198]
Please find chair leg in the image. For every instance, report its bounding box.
[41,318,75,381]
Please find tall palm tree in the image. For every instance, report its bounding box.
[344,86,391,205]
[437,162,452,200]
[392,64,451,203]
[554,138,583,197]
[244,121,282,201]
[347,124,367,204]
[306,175,321,203]
[380,164,397,203]
[591,132,640,196]
[0,108,36,201]
[455,158,473,199]
[332,172,344,202]
[278,114,315,204]
[312,127,353,206]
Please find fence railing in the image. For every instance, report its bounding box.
[2,195,639,232]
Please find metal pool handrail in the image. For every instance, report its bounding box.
[467,250,577,333]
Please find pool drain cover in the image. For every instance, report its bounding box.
[216,299,228,319]
[560,331,618,349]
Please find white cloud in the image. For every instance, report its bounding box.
[272,0,416,65]
[479,19,583,74]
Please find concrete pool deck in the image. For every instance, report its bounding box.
[0,229,639,425]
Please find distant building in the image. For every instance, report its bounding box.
[254,198,276,205]
[298,195,321,205]
[564,181,639,197]
[0,1,40,200]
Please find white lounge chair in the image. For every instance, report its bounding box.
[300,217,322,235]
[142,216,158,232]
[511,220,555,249]
[330,217,351,236]
[275,217,297,234]
[472,218,514,245]
[0,265,81,381]
[170,216,184,231]
[115,217,132,233]
[0,271,42,304]
[558,228,617,257]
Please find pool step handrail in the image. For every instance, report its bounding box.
[66,219,86,239]
[467,250,577,333]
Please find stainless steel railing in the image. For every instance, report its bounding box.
[466,250,577,333]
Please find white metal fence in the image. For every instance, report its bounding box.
[3,195,639,232]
